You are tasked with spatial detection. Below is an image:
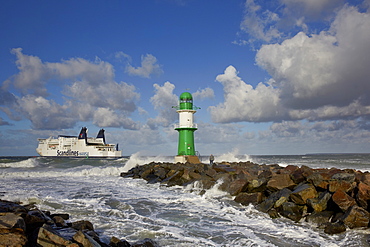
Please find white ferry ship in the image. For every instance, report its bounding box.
[36,127,122,158]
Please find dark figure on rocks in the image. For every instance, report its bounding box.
[210,154,214,165]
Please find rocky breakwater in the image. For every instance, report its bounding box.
[0,199,159,247]
[121,161,370,234]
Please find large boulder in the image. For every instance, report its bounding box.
[37,224,79,247]
[72,230,101,247]
[267,173,296,191]
[0,212,26,231]
[0,228,28,247]
[307,192,331,212]
[341,205,370,229]
[305,211,335,227]
[356,182,370,209]
[257,188,291,213]
[290,184,318,205]
[279,202,304,222]
[332,190,356,212]
[227,179,249,196]
[234,192,264,206]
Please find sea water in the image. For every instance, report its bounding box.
[1,153,369,246]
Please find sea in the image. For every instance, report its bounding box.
[1,153,370,246]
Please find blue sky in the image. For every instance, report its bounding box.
[1,0,370,156]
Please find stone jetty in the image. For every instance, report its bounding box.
[121,161,370,234]
[0,199,159,247]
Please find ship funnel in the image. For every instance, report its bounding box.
[96,129,106,144]
[78,127,88,144]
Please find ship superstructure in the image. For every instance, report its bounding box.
[36,127,121,158]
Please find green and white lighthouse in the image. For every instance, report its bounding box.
[173,92,200,164]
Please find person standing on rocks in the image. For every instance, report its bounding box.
[210,154,214,165]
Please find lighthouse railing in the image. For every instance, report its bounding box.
[174,123,198,129]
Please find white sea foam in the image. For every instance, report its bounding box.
[0,157,39,168]
[214,148,253,163]
[121,152,173,173]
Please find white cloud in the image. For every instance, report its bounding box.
[215,4,370,124]
[239,0,344,45]
[92,107,139,129]
[193,87,215,100]
[126,54,163,78]
[209,65,284,123]
[240,0,281,43]
[147,82,178,129]
[256,4,370,120]
[17,95,75,130]
[3,49,141,130]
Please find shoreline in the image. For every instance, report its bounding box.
[121,161,370,235]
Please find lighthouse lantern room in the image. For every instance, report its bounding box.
[173,92,200,164]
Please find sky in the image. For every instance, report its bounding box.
[1,0,370,156]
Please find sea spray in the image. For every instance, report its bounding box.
[122,152,174,173]
[214,149,253,163]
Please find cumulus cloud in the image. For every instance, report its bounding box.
[193,87,215,100]
[2,49,140,130]
[147,82,178,129]
[214,4,370,124]
[239,0,344,45]
[126,54,163,78]
[209,66,284,123]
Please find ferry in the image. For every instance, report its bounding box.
[36,127,122,158]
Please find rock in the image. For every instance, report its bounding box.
[328,180,355,193]
[37,224,78,247]
[273,188,292,208]
[234,192,264,206]
[279,202,304,222]
[227,179,248,196]
[258,188,291,213]
[306,173,326,189]
[267,173,296,191]
[361,173,370,186]
[162,170,185,187]
[50,213,70,220]
[53,215,68,227]
[324,222,346,234]
[307,192,331,212]
[72,230,101,247]
[110,236,131,247]
[0,200,27,213]
[0,212,26,231]
[356,182,370,209]
[131,238,160,247]
[0,228,28,247]
[306,211,335,227]
[341,205,370,229]
[332,190,356,212]
[71,220,94,231]
[247,177,267,192]
[290,166,313,184]
[290,184,318,205]
[332,172,356,183]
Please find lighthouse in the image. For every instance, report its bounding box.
[173,92,200,164]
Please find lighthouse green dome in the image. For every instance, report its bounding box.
[179,92,193,110]
[180,92,193,100]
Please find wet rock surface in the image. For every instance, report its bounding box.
[0,199,159,247]
[121,161,370,234]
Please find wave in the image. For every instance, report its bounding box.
[214,148,253,163]
[121,152,174,173]
[0,157,39,168]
